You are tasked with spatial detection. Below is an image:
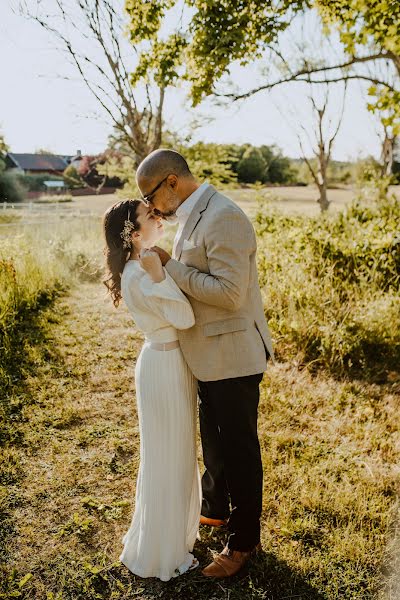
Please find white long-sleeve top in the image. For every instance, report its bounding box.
[121,259,195,343]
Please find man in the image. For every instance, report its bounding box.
[136,148,274,578]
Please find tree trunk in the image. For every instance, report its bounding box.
[381,132,396,177]
[318,182,330,212]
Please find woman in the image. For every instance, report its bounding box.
[102,198,201,581]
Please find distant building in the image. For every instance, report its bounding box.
[69,150,83,170]
[4,151,82,176]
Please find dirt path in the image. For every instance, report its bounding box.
[8,283,147,594]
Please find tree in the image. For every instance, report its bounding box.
[392,138,400,182]
[124,0,305,106]
[316,0,400,173]
[237,147,268,184]
[124,1,398,104]
[367,86,400,177]
[63,165,83,189]
[77,151,123,191]
[286,81,347,211]
[188,1,399,103]
[177,142,237,185]
[0,133,8,157]
[35,147,56,155]
[20,0,171,165]
[0,132,25,202]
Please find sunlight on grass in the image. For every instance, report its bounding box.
[1,194,399,599]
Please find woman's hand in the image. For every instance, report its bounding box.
[139,249,166,283]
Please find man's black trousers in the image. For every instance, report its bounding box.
[198,372,264,552]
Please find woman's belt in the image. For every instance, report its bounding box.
[148,340,180,351]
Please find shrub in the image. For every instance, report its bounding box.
[0,218,103,392]
[255,194,400,377]
[14,174,64,192]
[0,172,25,203]
[63,165,83,188]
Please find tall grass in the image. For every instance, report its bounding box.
[1,193,399,389]
[256,193,400,378]
[0,194,399,599]
[0,218,103,392]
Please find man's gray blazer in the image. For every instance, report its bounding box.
[165,184,274,381]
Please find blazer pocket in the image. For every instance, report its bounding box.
[203,317,247,337]
[181,244,209,272]
[182,244,202,255]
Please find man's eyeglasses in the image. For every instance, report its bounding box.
[141,174,171,206]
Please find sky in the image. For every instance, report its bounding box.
[0,1,385,161]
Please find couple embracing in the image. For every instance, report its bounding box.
[102,149,274,581]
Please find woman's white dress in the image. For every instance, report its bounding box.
[119,258,201,581]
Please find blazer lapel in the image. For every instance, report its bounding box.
[174,185,217,260]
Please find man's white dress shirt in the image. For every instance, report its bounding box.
[173,181,210,255]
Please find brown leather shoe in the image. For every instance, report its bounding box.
[202,543,262,578]
[200,515,228,527]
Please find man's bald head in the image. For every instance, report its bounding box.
[136,149,192,185]
[135,148,199,218]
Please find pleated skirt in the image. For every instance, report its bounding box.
[119,341,202,581]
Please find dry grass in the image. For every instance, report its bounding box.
[1,191,400,599]
[63,185,400,218]
[1,280,399,599]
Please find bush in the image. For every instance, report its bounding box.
[256,194,400,377]
[0,172,25,202]
[237,147,268,183]
[14,174,64,192]
[0,218,104,392]
[63,165,83,188]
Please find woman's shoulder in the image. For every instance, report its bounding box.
[121,260,143,287]
[122,259,141,275]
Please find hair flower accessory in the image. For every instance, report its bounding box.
[120,210,137,249]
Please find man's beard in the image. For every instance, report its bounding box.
[154,194,180,223]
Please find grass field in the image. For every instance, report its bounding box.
[1,187,399,599]
[64,184,400,216]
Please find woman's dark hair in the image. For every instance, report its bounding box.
[102,198,142,307]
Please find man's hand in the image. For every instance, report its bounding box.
[151,246,171,266]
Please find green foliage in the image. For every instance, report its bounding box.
[103,138,298,193]
[126,0,186,92]
[230,144,296,184]
[0,219,103,394]
[355,158,393,199]
[315,0,400,56]
[237,146,268,183]
[63,165,83,189]
[1,195,399,599]
[315,0,400,133]
[125,0,305,104]
[81,496,130,522]
[0,170,25,202]
[56,512,96,540]
[125,0,175,42]
[131,34,187,87]
[367,87,400,136]
[256,192,400,376]
[15,174,63,192]
[97,155,139,198]
[185,0,306,104]
[0,133,8,157]
[170,141,237,185]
